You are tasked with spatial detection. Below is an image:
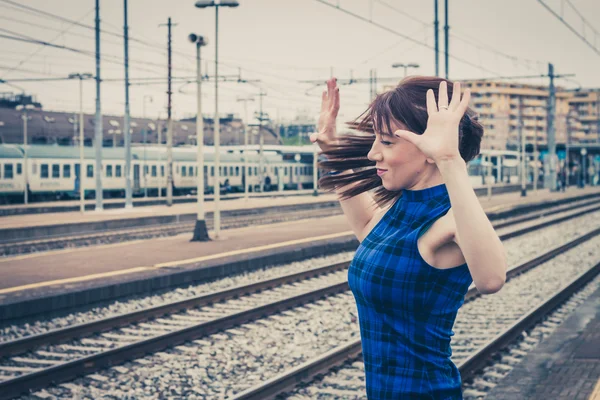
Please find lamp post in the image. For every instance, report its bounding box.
[15,103,35,205]
[236,96,254,201]
[392,62,420,78]
[68,73,93,212]
[189,33,209,242]
[195,0,239,239]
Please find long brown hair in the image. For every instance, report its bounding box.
[318,76,483,207]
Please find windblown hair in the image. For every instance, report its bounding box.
[318,76,483,207]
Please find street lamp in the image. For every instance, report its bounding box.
[392,62,420,78]
[195,0,239,239]
[236,96,254,201]
[68,72,93,212]
[189,32,210,242]
[15,103,35,205]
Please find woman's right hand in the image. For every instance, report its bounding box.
[310,77,340,152]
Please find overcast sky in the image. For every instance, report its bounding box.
[1,0,599,126]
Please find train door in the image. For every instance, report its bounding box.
[133,164,140,192]
[74,163,80,193]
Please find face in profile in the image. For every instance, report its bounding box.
[367,120,431,192]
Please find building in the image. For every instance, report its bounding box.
[0,93,282,147]
[461,80,590,151]
[568,89,600,145]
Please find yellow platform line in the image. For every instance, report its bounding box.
[0,231,354,295]
[589,377,600,400]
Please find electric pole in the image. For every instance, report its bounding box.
[546,63,557,191]
[160,18,176,206]
[434,0,439,77]
[123,0,132,208]
[94,0,103,211]
[444,0,449,79]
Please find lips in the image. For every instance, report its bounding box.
[376,168,387,176]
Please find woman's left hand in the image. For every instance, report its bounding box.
[393,81,471,164]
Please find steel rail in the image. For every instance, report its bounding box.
[0,204,599,398]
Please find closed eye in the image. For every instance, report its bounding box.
[380,139,392,146]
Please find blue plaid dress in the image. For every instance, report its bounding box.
[348,183,473,399]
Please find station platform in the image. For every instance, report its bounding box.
[1,186,600,321]
[486,285,600,400]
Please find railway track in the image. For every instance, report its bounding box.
[3,195,600,258]
[0,204,342,257]
[0,201,599,399]
[232,233,600,400]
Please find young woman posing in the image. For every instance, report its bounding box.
[310,76,507,399]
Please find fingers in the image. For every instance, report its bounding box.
[449,82,461,111]
[426,89,437,115]
[458,88,471,115]
[393,129,419,146]
[438,81,449,110]
[321,90,328,112]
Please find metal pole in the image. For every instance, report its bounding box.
[258,91,265,193]
[444,0,449,79]
[143,128,147,197]
[214,6,221,238]
[123,0,132,208]
[519,96,526,196]
[244,100,249,201]
[192,39,209,241]
[313,143,318,196]
[166,18,174,207]
[434,0,439,77]
[94,0,103,211]
[79,77,85,212]
[547,63,557,191]
[23,109,28,205]
[487,155,492,200]
[157,118,162,199]
[565,113,570,189]
[534,115,539,193]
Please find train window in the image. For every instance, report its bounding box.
[106,165,113,177]
[63,165,71,178]
[249,167,252,176]
[4,164,13,179]
[75,164,80,178]
[204,166,208,175]
[152,165,157,177]
[210,166,214,177]
[235,166,239,176]
[52,164,60,178]
[295,167,299,176]
[87,165,94,178]
[289,166,292,176]
[182,166,187,177]
[161,166,165,177]
[229,166,233,176]
[189,166,193,176]
[17,163,22,175]
[284,167,287,176]
[223,166,228,177]
[253,166,257,175]
[0,164,2,178]
[144,165,149,176]
[274,167,278,175]
[116,165,122,177]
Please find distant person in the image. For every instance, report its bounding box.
[311,77,506,399]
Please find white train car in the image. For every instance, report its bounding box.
[0,145,25,203]
[0,144,315,203]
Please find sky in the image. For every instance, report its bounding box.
[0,0,599,127]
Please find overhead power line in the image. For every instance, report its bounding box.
[314,0,501,76]
[537,0,600,56]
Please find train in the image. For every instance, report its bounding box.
[0,144,316,204]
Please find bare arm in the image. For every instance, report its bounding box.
[311,77,384,242]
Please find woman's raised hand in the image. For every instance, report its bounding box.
[393,81,471,164]
[310,77,340,152]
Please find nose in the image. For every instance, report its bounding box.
[367,139,383,162]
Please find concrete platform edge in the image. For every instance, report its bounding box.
[0,235,358,321]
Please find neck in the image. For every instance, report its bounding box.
[406,165,444,191]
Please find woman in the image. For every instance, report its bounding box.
[310,76,507,399]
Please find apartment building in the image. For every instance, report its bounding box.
[568,89,600,145]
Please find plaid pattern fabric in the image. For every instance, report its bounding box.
[348,184,473,399]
